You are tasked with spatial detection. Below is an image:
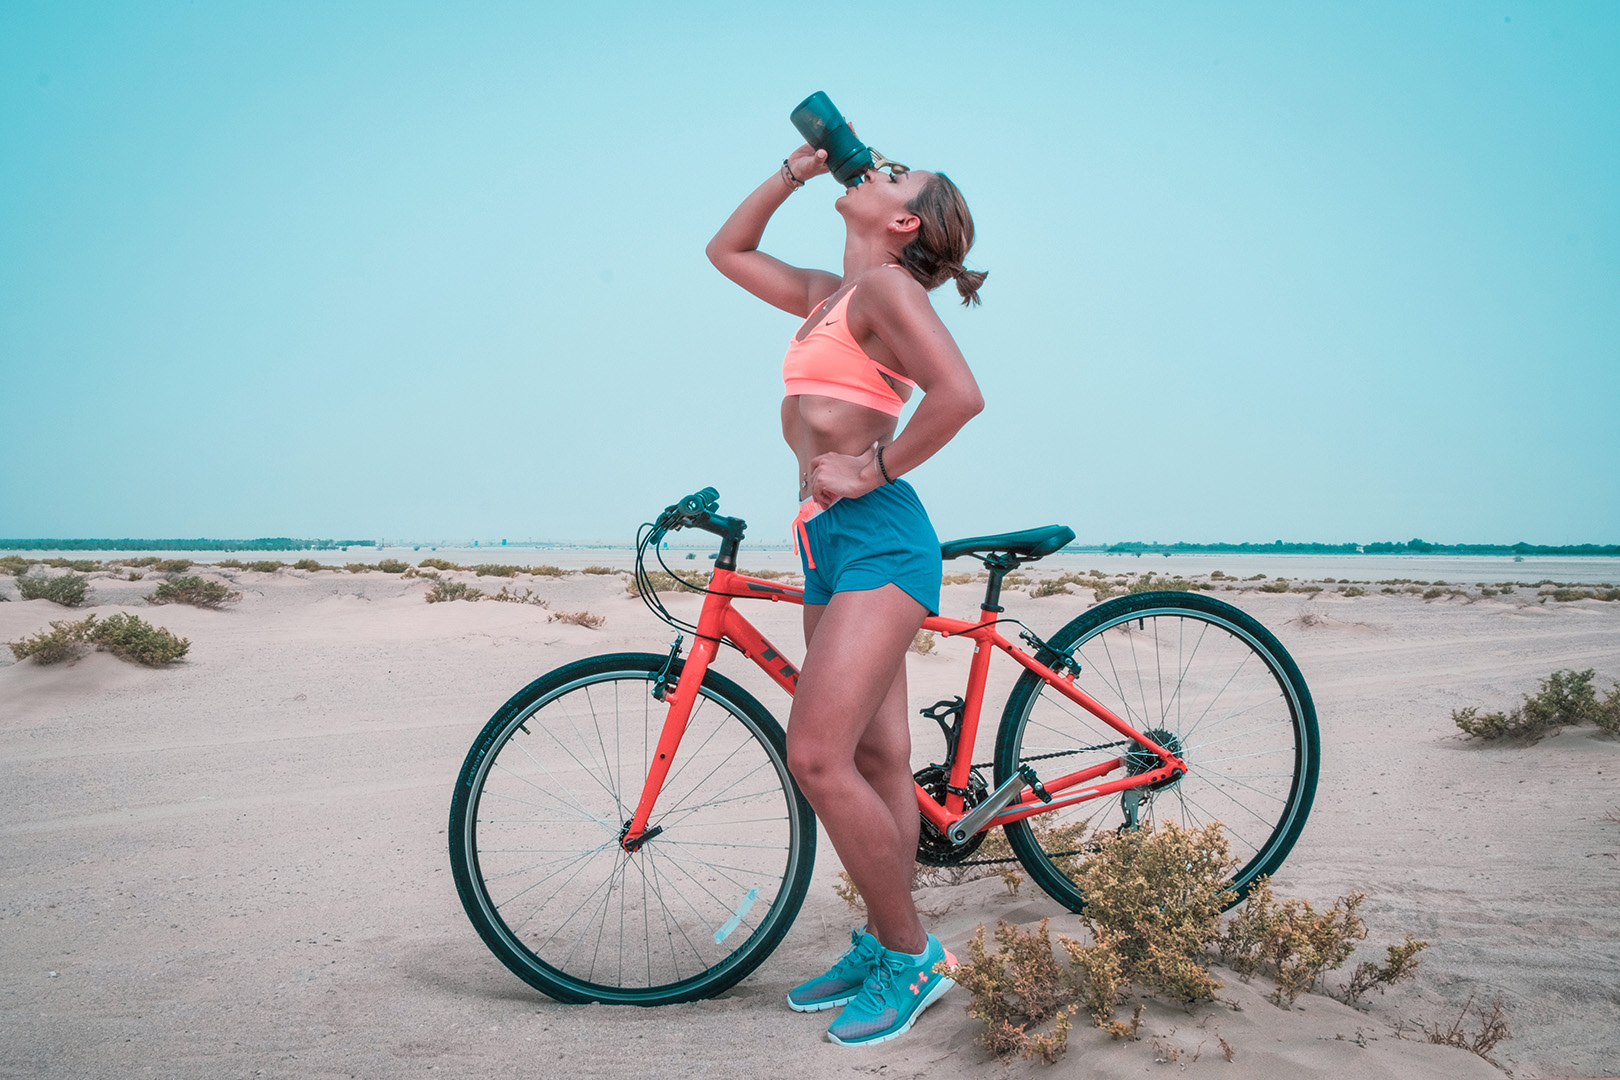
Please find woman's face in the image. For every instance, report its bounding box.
[836,167,931,233]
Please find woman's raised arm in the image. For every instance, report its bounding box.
[706,146,842,316]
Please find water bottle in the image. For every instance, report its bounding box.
[790,92,903,187]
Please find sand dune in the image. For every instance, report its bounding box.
[2,564,1616,1078]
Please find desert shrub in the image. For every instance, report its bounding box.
[1064,821,1234,1016]
[1341,934,1427,1004]
[145,575,241,608]
[1087,580,1119,602]
[43,558,98,571]
[247,561,285,573]
[529,565,569,577]
[1247,574,1267,581]
[88,613,189,665]
[0,555,31,576]
[581,565,619,575]
[911,629,937,655]
[376,559,409,574]
[738,567,801,581]
[942,572,974,586]
[425,580,484,603]
[1454,668,1618,741]
[1291,584,1324,594]
[1341,586,1366,597]
[1258,579,1291,594]
[626,570,710,596]
[152,559,192,573]
[1422,587,1446,600]
[1217,877,1367,1006]
[1030,580,1071,598]
[418,557,463,571]
[1425,993,1511,1064]
[473,564,521,578]
[1210,570,1227,579]
[215,559,247,569]
[343,563,377,573]
[489,586,548,607]
[549,610,605,629]
[953,920,1078,1062]
[292,559,324,571]
[8,617,95,663]
[16,572,90,607]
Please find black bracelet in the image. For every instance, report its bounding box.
[876,445,894,484]
[781,159,804,190]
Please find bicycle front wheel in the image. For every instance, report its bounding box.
[994,591,1318,912]
[448,653,816,1005]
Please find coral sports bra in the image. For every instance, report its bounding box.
[782,286,915,417]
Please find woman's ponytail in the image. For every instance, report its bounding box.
[899,172,986,306]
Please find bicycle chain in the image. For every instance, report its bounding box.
[944,739,1130,866]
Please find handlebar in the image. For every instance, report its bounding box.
[655,487,747,552]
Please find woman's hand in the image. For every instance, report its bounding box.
[808,443,880,508]
[786,144,829,182]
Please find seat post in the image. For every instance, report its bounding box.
[980,553,1019,613]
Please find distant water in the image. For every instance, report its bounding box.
[11,544,1619,586]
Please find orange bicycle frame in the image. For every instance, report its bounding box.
[621,566,1188,850]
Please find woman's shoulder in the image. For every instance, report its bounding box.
[850,264,930,317]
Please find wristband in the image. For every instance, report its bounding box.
[876,445,894,484]
[781,159,804,190]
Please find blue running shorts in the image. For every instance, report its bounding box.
[794,480,942,616]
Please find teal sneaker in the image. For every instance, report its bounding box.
[788,928,882,1012]
[826,935,956,1046]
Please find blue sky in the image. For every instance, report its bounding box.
[2,2,1615,545]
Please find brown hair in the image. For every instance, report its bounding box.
[898,171,987,306]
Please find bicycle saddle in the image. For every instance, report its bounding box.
[940,525,1076,563]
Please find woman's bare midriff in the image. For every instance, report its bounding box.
[782,394,898,500]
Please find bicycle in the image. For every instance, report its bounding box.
[449,488,1318,1007]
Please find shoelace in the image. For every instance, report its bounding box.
[849,950,910,1012]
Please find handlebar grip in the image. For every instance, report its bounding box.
[680,487,720,516]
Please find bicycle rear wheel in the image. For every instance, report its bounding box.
[994,591,1318,911]
[448,653,816,1005]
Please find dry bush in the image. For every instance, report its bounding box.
[942,572,974,586]
[418,558,464,571]
[473,564,521,577]
[376,559,409,573]
[246,561,285,573]
[911,630,937,655]
[1066,821,1234,1015]
[626,570,710,596]
[344,563,377,573]
[1454,668,1619,741]
[952,921,1079,1062]
[489,586,548,607]
[1,555,31,575]
[581,565,620,575]
[1087,580,1119,602]
[1258,579,1292,594]
[1341,586,1367,597]
[425,580,484,603]
[8,618,94,663]
[292,559,325,571]
[1030,580,1071,599]
[10,614,188,666]
[1425,993,1511,1064]
[16,572,91,607]
[145,575,241,609]
[529,564,569,577]
[1341,934,1427,1004]
[549,610,605,629]
[1217,877,1367,1006]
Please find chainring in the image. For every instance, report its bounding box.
[914,764,991,866]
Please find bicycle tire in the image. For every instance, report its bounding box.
[993,591,1318,912]
[448,652,816,1005]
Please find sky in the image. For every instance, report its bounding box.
[2,1,1616,546]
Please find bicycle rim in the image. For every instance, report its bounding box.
[449,655,814,1005]
[996,592,1318,911]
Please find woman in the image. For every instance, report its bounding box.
[706,137,986,1046]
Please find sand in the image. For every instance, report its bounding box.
[2,563,1617,1079]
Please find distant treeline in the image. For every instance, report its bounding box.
[1104,539,1620,556]
[0,538,377,552]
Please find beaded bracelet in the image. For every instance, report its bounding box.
[876,444,894,484]
[781,159,804,190]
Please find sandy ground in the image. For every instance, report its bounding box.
[2,563,1617,1079]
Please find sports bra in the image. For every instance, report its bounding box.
[782,285,915,417]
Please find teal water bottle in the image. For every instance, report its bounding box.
[790,92,905,187]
